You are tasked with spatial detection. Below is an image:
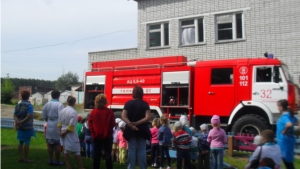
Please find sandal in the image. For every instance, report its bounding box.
[55,161,64,166]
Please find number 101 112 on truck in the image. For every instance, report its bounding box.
[83,56,300,135]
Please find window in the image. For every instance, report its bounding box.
[216,13,243,41]
[181,18,204,45]
[148,23,169,48]
[256,67,272,82]
[211,68,233,84]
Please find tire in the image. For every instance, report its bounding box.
[231,114,269,136]
[114,111,122,119]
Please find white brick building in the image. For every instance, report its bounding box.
[88,0,300,85]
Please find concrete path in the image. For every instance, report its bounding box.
[1,105,14,118]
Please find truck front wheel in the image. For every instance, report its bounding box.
[231,114,269,135]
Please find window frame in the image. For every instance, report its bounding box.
[215,12,245,42]
[254,66,283,83]
[179,17,205,46]
[147,22,169,49]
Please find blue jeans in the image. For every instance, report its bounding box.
[85,136,93,158]
[127,136,147,169]
[210,149,223,169]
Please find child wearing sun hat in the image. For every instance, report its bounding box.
[207,115,227,169]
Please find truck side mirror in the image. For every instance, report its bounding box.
[273,66,280,83]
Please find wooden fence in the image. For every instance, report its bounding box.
[226,132,300,157]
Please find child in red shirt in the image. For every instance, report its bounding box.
[173,121,192,169]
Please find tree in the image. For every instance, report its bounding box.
[1,74,15,104]
[55,71,79,91]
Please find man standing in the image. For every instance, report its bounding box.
[42,90,64,165]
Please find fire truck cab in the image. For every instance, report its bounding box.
[84,56,299,135]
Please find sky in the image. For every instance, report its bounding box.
[1,0,138,81]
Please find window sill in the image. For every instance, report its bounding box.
[179,43,207,47]
[215,39,246,44]
[146,46,171,51]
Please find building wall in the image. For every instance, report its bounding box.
[70,86,83,104]
[88,48,138,69]
[59,92,71,104]
[88,0,300,85]
[19,86,32,99]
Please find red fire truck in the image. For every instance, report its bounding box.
[83,56,299,135]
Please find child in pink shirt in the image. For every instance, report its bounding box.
[150,118,160,167]
[116,121,127,165]
[207,115,227,169]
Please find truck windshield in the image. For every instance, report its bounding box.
[281,65,293,83]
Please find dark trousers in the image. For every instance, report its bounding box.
[282,158,295,169]
[176,148,192,169]
[159,145,171,167]
[93,137,113,169]
[198,151,210,169]
[151,143,159,165]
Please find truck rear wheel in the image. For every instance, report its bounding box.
[231,114,269,135]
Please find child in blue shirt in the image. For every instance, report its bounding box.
[195,123,210,169]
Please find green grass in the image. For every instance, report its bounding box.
[2,128,300,169]
[1,129,126,169]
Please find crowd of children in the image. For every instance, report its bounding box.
[43,112,281,169]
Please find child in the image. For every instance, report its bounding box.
[150,118,160,167]
[112,118,121,162]
[158,115,172,169]
[179,115,192,136]
[116,121,127,165]
[189,127,198,162]
[76,115,85,155]
[82,114,93,158]
[246,135,263,166]
[246,130,281,169]
[173,121,192,169]
[196,123,210,169]
[207,115,227,169]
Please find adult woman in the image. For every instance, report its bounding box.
[88,94,115,169]
[14,90,36,163]
[42,90,64,165]
[276,99,299,169]
[122,85,151,169]
[58,96,84,169]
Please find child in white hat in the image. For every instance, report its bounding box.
[196,123,210,169]
[112,118,122,162]
[116,121,127,165]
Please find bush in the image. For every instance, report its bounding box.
[11,99,19,105]
[33,112,43,121]
[1,76,15,104]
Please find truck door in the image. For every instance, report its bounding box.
[201,67,235,116]
[252,66,288,113]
